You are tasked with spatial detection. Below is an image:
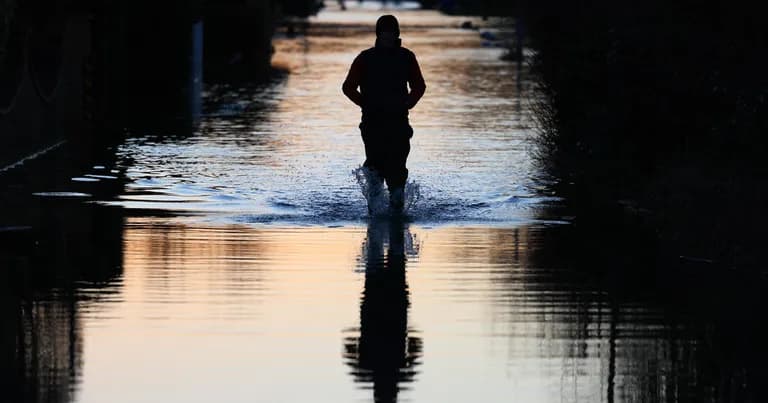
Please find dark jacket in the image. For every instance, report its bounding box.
[343,42,426,124]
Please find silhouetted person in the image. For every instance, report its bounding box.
[343,15,426,211]
[343,219,422,402]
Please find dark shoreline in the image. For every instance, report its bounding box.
[449,0,768,272]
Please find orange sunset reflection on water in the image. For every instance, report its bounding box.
[3,3,719,403]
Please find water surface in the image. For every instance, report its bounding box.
[106,4,552,224]
[3,3,765,403]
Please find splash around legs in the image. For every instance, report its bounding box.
[353,166,419,217]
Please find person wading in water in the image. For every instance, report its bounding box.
[342,15,426,212]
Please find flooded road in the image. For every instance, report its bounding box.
[3,3,767,403]
[109,4,552,224]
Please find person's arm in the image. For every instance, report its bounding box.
[342,55,364,107]
[406,54,426,109]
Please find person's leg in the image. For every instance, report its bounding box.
[383,138,410,190]
[361,126,386,175]
[383,136,410,212]
[361,128,387,214]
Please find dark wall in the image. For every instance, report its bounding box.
[0,3,92,167]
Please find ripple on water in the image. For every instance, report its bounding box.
[33,192,92,198]
[97,6,562,227]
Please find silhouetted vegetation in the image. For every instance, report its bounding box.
[529,1,768,268]
[451,1,768,268]
[280,0,324,17]
[432,0,517,16]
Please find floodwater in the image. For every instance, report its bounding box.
[3,2,767,403]
[108,5,550,224]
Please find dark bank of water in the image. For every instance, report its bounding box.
[521,0,768,270]
[2,2,768,403]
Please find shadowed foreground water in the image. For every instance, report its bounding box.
[5,213,767,402]
[2,2,768,403]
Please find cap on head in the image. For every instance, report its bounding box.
[376,15,400,37]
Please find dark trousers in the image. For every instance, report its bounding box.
[360,120,412,190]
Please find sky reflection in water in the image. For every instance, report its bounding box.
[3,3,760,403]
[108,4,552,225]
[8,219,730,402]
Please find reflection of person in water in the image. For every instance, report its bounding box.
[342,15,426,211]
[343,219,422,402]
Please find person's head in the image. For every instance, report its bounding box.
[376,15,400,38]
